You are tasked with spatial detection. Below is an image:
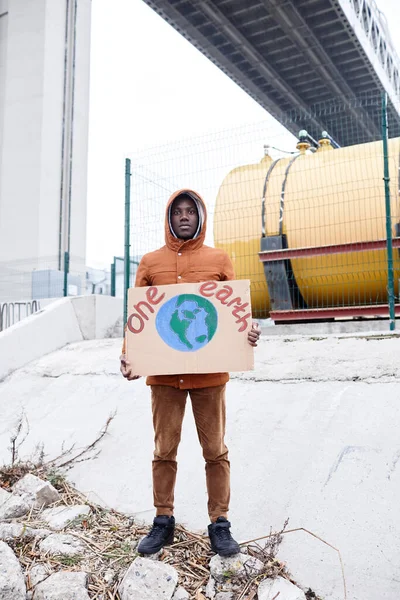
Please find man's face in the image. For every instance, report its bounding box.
[170,196,199,240]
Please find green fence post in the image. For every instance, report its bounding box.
[123,159,131,326]
[111,259,116,297]
[63,251,69,297]
[382,92,396,331]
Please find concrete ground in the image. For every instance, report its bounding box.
[0,331,399,600]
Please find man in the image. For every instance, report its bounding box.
[120,189,260,556]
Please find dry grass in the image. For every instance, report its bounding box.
[0,417,326,600]
[1,463,296,600]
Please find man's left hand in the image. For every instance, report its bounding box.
[248,322,260,347]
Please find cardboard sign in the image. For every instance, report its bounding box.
[126,280,254,376]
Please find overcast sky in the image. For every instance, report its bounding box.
[86,0,400,269]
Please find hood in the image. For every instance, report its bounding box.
[165,189,207,251]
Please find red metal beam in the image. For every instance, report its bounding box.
[271,304,400,321]
[259,238,400,262]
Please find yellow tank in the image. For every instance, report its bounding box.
[214,138,400,318]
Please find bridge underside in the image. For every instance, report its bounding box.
[143,0,399,146]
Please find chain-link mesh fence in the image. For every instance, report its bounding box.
[127,93,400,323]
[112,256,140,299]
[3,93,398,326]
[0,254,86,303]
[0,252,87,331]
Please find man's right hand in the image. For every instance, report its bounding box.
[120,355,141,381]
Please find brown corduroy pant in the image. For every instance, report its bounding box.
[151,384,230,522]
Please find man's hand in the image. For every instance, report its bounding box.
[247,322,260,347]
[120,355,141,381]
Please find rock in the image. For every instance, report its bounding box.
[0,493,31,520]
[34,571,90,600]
[209,553,264,583]
[13,474,60,508]
[104,569,115,584]
[172,586,190,599]
[27,564,49,588]
[0,523,32,541]
[215,594,234,600]
[39,533,84,556]
[145,549,163,561]
[258,576,307,600]
[26,528,51,540]
[0,488,11,506]
[41,505,91,530]
[0,523,50,542]
[137,536,161,560]
[205,576,216,599]
[119,556,178,600]
[0,541,26,599]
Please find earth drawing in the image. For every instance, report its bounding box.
[155,294,218,352]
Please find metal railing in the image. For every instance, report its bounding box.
[345,0,400,100]
[0,300,41,332]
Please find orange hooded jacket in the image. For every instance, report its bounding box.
[121,189,235,389]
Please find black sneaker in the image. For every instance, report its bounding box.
[208,517,240,557]
[137,515,175,554]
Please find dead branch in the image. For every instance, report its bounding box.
[240,527,347,600]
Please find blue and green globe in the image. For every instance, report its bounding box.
[156,294,218,352]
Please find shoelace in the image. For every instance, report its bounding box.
[148,524,165,538]
[215,526,232,540]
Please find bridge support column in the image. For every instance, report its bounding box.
[0,0,91,300]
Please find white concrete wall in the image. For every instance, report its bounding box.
[1,0,52,269]
[0,0,91,300]
[0,1,8,168]
[39,0,70,269]
[71,295,123,340]
[69,0,91,280]
[0,295,122,380]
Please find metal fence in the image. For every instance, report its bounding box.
[124,92,400,327]
[0,300,41,332]
[111,256,140,299]
[0,253,86,303]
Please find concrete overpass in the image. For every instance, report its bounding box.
[142,0,400,146]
